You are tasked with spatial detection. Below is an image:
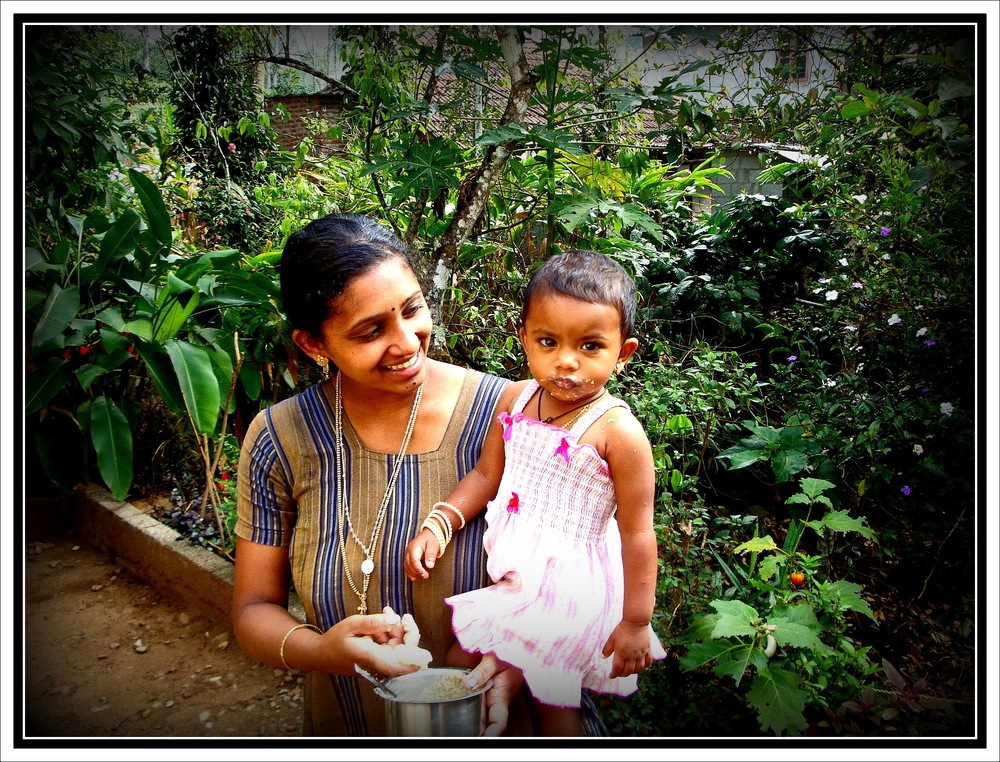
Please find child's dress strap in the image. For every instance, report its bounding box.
[567,393,629,437]
[511,380,541,415]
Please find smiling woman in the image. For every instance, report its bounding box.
[231,213,562,737]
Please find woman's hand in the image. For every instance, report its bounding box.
[601,620,653,679]
[462,651,525,737]
[309,606,431,677]
[404,528,441,581]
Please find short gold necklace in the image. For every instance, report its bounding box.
[536,387,607,429]
[334,372,423,615]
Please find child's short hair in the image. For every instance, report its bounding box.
[520,249,636,339]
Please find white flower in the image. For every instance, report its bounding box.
[824,378,837,387]
[825,290,839,301]
[887,314,902,325]
[838,258,848,266]
[844,324,858,332]
[882,253,891,261]
[940,402,954,416]
[913,444,924,455]
[916,327,928,337]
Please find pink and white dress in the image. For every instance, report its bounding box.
[446,381,666,707]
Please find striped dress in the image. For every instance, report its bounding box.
[447,380,666,708]
[237,368,608,736]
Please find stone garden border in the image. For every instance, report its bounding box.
[69,485,305,628]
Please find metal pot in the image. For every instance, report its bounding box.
[375,667,492,737]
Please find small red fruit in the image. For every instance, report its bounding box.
[790,571,806,587]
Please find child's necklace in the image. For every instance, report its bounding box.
[537,387,607,427]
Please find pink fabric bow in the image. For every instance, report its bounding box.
[554,437,572,463]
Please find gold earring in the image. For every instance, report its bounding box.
[315,355,330,381]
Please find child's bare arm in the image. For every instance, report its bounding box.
[599,409,658,678]
[403,382,525,581]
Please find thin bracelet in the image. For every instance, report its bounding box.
[421,516,448,555]
[279,622,321,671]
[428,508,454,543]
[433,501,466,529]
[428,510,453,545]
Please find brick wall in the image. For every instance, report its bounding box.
[266,93,347,156]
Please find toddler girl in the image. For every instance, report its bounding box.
[404,249,665,736]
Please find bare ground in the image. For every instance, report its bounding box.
[22,497,303,740]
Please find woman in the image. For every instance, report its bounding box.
[233,213,541,736]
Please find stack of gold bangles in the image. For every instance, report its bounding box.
[420,501,466,555]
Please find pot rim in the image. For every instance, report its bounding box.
[376,667,494,705]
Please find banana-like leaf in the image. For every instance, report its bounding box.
[90,395,133,500]
[129,168,172,250]
[165,339,220,434]
[94,208,140,274]
[31,284,80,352]
[133,342,185,417]
[25,356,72,414]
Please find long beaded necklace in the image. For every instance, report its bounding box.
[536,387,607,430]
[334,372,423,615]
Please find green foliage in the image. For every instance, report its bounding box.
[679,479,879,735]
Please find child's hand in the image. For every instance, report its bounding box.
[601,620,654,679]
[403,528,441,581]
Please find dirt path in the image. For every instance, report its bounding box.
[22,497,303,739]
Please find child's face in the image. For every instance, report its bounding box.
[518,292,638,404]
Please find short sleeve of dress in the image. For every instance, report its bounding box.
[236,405,297,546]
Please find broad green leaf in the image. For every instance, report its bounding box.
[665,413,693,432]
[716,447,769,470]
[798,477,835,500]
[805,509,877,541]
[25,357,72,414]
[766,615,826,651]
[710,599,760,639]
[734,536,778,554]
[840,100,872,119]
[76,363,109,391]
[907,163,933,192]
[822,579,877,621]
[153,289,200,342]
[134,342,185,416]
[122,317,153,342]
[852,82,881,101]
[746,666,808,736]
[34,411,88,490]
[771,449,809,483]
[712,642,758,685]
[238,362,262,401]
[129,168,173,249]
[757,553,781,581]
[744,425,781,444]
[31,284,80,352]
[165,339,220,434]
[95,208,139,272]
[95,306,125,332]
[90,396,133,500]
[677,640,732,671]
[938,74,973,102]
[680,612,720,643]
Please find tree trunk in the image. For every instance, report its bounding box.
[423,26,540,351]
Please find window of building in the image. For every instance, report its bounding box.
[777,45,809,82]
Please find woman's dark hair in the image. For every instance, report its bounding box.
[520,250,637,339]
[279,213,415,335]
